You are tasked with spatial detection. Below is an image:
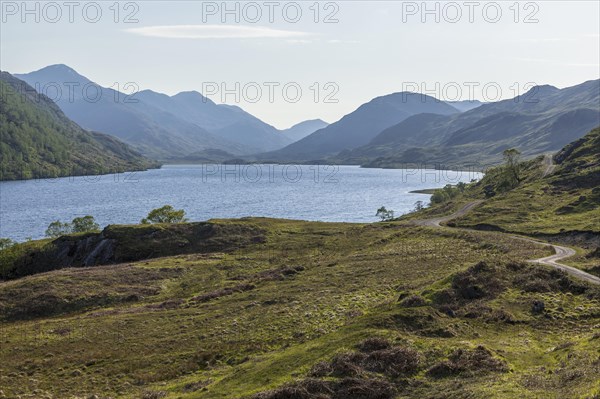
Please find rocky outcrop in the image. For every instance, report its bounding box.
[1,221,266,280]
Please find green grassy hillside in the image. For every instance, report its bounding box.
[399,127,600,277]
[445,128,599,236]
[0,217,599,399]
[0,72,158,180]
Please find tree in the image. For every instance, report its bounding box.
[413,200,424,212]
[141,205,188,224]
[45,220,72,238]
[0,238,15,250]
[431,190,449,204]
[503,148,522,187]
[72,215,100,233]
[376,206,395,221]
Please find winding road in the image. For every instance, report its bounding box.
[411,201,600,285]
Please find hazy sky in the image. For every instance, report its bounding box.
[1,1,599,128]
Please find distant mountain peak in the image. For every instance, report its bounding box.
[174,90,208,99]
[17,64,91,84]
[288,119,328,128]
[173,90,215,105]
[524,84,560,97]
[281,119,330,143]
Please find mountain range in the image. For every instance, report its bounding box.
[14,65,310,159]
[10,64,600,170]
[343,80,600,169]
[256,92,461,162]
[250,80,598,168]
[0,72,156,181]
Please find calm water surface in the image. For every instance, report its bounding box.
[0,165,481,241]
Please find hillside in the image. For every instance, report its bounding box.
[344,80,600,169]
[0,72,157,181]
[446,127,600,236]
[400,127,600,277]
[1,131,600,398]
[1,217,599,399]
[256,93,459,161]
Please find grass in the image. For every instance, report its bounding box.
[0,129,598,398]
[1,216,594,399]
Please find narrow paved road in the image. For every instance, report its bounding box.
[412,200,484,227]
[411,200,600,285]
[512,236,600,285]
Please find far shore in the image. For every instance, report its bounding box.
[409,189,438,194]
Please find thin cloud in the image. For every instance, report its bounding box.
[126,25,312,39]
[328,39,362,44]
[287,39,313,44]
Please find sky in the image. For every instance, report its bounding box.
[1,1,599,129]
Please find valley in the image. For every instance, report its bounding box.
[1,6,599,397]
[0,129,598,399]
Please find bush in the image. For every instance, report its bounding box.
[430,184,463,204]
[362,346,421,377]
[310,339,421,379]
[450,262,504,301]
[399,294,427,307]
[356,337,392,353]
[0,238,15,250]
[427,345,508,378]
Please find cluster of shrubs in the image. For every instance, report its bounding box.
[422,260,598,324]
[430,182,466,204]
[45,215,100,238]
[252,338,508,399]
[310,337,421,379]
[426,345,508,378]
[253,337,509,399]
[253,337,418,399]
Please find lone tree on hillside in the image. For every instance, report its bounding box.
[503,148,522,187]
[413,200,425,212]
[141,205,188,224]
[72,216,100,233]
[0,238,15,250]
[376,206,395,221]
